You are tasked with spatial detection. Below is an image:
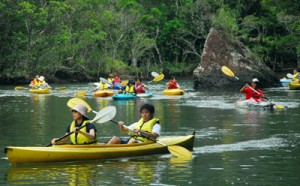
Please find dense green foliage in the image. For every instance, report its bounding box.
[0,0,299,83]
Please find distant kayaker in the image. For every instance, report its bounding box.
[240,78,264,101]
[29,75,40,88]
[108,73,114,83]
[292,69,300,81]
[38,76,52,89]
[119,80,136,95]
[51,104,98,145]
[94,80,109,91]
[135,78,149,94]
[108,104,161,144]
[166,76,181,89]
[113,75,121,85]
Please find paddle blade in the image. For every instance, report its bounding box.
[167,146,193,160]
[76,91,86,97]
[274,104,286,109]
[91,106,117,123]
[151,71,159,77]
[100,77,111,85]
[221,66,236,78]
[67,98,92,112]
[153,74,164,82]
[286,73,293,79]
[121,80,128,86]
[15,86,25,90]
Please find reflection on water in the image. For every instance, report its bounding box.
[5,156,193,185]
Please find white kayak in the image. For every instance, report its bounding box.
[136,92,153,98]
[235,98,274,109]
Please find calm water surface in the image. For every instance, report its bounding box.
[0,81,300,185]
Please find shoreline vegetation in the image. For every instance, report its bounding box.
[1,1,299,85]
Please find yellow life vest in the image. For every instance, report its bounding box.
[32,78,39,86]
[69,120,97,144]
[293,72,300,80]
[130,118,159,142]
[99,82,108,90]
[125,85,135,94]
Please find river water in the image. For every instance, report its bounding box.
[0,81,300,185]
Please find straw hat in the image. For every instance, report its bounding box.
[71,104,88,118]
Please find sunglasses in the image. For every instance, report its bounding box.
[71,110,78,113]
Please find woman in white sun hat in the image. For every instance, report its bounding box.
[51,103,98,145]
[240,78,264,101]
[38,76,52,89]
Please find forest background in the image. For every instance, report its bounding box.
[0,0,299,84]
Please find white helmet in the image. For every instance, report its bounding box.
[252,78,259,83]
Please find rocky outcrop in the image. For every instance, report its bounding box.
[193,28,279,90]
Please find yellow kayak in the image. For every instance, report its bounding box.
[29,88,52,94]
[5,134,194,164]
[289,81,300,90]
[94,90,114,97]
[163,89,185,95]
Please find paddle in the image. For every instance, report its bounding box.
[286,73,293,79]
[221,66,286,109]
[14,86,27,90]
[76,91,86,97]
[109,120,192,159]
[67,98,192,159]
[147,73,165,84]
[45,105,117,147]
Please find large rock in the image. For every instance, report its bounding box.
[193,28,279,90]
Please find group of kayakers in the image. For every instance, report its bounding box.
[29,75,51,89]
[51,102,159,145]
[95,75,181,96]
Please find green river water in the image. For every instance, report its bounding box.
[0,80,300,185]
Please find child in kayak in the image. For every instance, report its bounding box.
[108,104,161,144]
[240,78,264,101]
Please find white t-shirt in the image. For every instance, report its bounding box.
[128,122,161,136]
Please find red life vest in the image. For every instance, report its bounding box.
[135,83,145,94]
[113,77,121,84]
[168,80,177,89]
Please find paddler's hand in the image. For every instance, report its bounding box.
[133,129,140,135]
[72,127,80,133]
[51,138,58,145]
[118,121,124,127]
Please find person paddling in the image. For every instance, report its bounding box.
[108,104,160,144]
[166,76,181,89]
[135,78,149,94]
[38,76,52,89]
[29,75,40,88]
[51,104,98,145]
[292,69,300,81]
[240,78,264,102]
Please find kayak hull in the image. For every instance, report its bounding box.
[136,92,153,98]
[235,99,273,109]
[5,134,195,164]
[163,89,185,96]
[29,88,52,94]
[112,94,136,100]
[289,81,300,90]
[94,90,114,97]
[280,79,292,87]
